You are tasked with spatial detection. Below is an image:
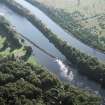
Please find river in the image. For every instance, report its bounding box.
[0,2,105,104]
[14,0,105,62]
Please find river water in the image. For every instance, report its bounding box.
[0,2,105,103]
[15,0,105,62]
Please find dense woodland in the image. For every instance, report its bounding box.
[0,59,100,105]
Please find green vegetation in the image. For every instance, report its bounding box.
[0,10,101,105]
[0,59,101,105]
[0,16,32,61]
[0,36,6,49]
[29,14,105,88]
[26,0,105,52]
[2,0,105,88]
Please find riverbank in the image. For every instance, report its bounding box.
[0,14,101,105]
[0,16,32,61]
[26,0,105,53]
[2,0,105,88]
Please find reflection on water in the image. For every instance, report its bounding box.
[56,59,74,81]
[0,12,5,16]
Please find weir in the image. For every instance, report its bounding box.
[17,30,72,80]
[18,31,57,59]
[15,29,72,80]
